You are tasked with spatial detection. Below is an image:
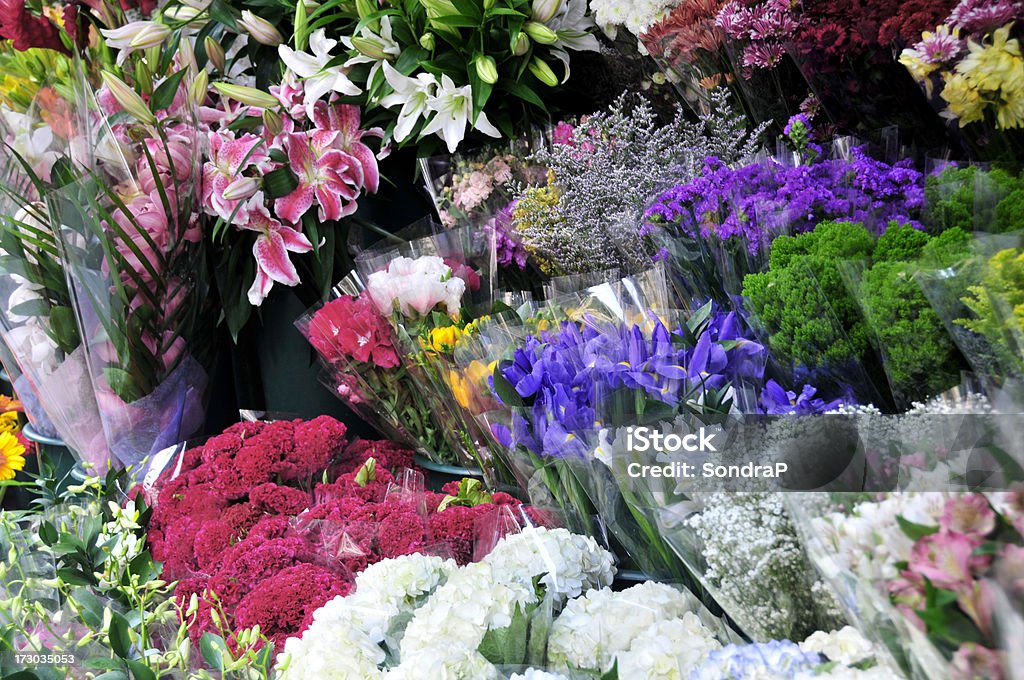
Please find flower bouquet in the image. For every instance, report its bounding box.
[900,0,1024,164]
[47,52,216,468]
[791,490,1024,680]
[0,110,112,470]
[297,276,450,462]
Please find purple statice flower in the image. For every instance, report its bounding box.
[483,202,529,270]
[759,379,846,415]
[947,0,1023,34]
[642,147,926,256]
[783,113,812,138]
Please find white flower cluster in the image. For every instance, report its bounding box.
[547,582,718,674]
[392,527,617,677]
[483,526,616,604]
[685,493,844,641]
[811,493,947,581]
[588,0,680,36]
[365,255,466,319]
[509,670,569,680]
[276,554,456,679]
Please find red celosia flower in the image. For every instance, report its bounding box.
[278,416,348,481]
[251,483,312,516]
[340,439,414,473]
[233,563,351,649]
[308,295,400,368]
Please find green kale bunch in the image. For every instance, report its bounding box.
[743,221,974,407]
[924,165,1024,234]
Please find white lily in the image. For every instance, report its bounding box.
[419,75,500,153]
[379,62,438,143]
[542,0,599,82]
[341,15,401,87]
[100,21,171,65]
[278,29,362,113]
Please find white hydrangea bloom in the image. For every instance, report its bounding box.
[482,526,616,604]
[547,582,703,673]
[277,554,455,679]
[617,614,722,680]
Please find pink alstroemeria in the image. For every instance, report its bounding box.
[202,132,271,223]
[311,100,383,194]
[274,132,362,223]
[906,530,989,591]
[240,193,313,305]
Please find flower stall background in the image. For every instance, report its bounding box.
[0,0,1023,678]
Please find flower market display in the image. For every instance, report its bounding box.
[1,0,1024,678]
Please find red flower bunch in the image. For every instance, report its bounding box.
[307,294,400,368]
[149,416,554,649]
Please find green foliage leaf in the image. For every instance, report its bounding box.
[264,167,300,199]
[8,298,50,318]
[200,632,228,671]
[478,603,529,666]
[73,587,106,628]
[501,79,547,111]
[208,0,239,30]
[896,515,940,541]
[126,659,155,680]
[149,69,188,112]
[56,567,95,586]
[108,612,133,659]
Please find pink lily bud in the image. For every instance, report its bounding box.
[222,176,261,201]
[239,11,284,46]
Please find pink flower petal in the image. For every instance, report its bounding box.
[279,225,313,253]
[275,185,315,224]
[254,229,301,286]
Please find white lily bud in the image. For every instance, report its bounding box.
[213,82,281,109]
[101,21,170,51]
[523,21,558,44]
[530,0,562,23]
[100,71,156,124]
[239,11,285,46]
[512,32,530,56]
[222,176,260,201]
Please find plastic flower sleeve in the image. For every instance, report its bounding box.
[0,161,111,470]
[839,258,967,411]
[296,287,450,460]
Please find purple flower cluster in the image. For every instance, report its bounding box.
[947,0,1023,34]
[643,148,925,254]
[496,310,770,459]
[716,0,800,73]
[759,380,846,415]
[483,203,529,270]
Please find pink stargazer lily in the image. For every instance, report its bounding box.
[239,192,313,305]
[202,132,271,223]
[310,101,384,194]
[274,131,363,223]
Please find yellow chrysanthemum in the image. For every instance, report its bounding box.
[0,411,19,435]
[0,431,26,481]
[941,72,987,126]
[957,25,1023,93]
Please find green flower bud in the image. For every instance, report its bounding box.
[512,32,530,56]
[475,55,499,84]
[528,57,559,86]
[419,32,436,50]
[213,82,281,109]
[523,21,558,45]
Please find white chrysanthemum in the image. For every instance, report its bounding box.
[548,582,703,672]
[588,0,680,35]
[617,615,722,679]
[482,526,616,603]
[277,554,455,679]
